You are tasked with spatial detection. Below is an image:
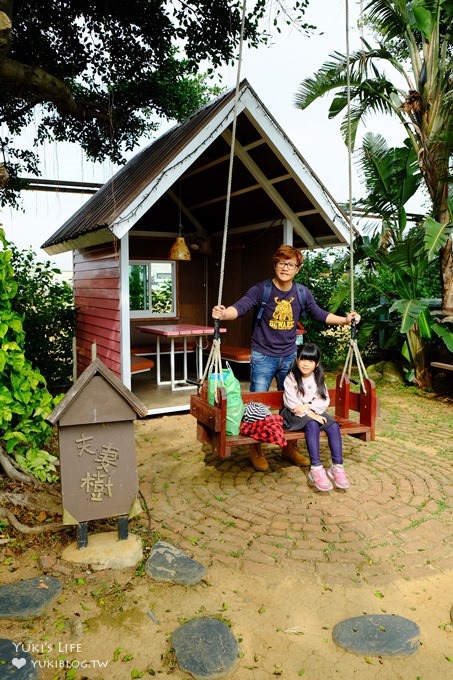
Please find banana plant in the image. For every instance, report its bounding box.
[330,131,452,386]
[295,0,453,310]
[355,216,453,386]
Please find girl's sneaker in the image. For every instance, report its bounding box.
[307,466,333,492]
[327,464,350,490]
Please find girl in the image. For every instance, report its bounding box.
[281,343,349,492]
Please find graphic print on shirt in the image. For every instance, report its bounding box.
[269,296,295,330]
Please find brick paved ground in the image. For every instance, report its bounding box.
[2,381,450,680]
[136,383,453,587]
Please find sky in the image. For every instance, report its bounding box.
[0,1,408,273]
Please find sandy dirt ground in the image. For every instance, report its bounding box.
[1,382,452,680]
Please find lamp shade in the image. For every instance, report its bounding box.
[168,236,191,261]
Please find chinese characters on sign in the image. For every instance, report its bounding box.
[76,434,119,502]
[48,363,147,526]
[59,421,139,523]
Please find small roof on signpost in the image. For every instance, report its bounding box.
[47,358,148,426]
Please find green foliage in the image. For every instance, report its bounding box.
[129,267,144,311]
[0,228,60,481]
[296,250,373,369]
[352,218,453,382]
[10,245,75,389]
[294,0,453,309]
[342,127,450,385]
[0,1,314,209]
[151,279,173,314]
[355,133,422,241]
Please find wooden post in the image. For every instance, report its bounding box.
[118,515,129,541]
[77,522,88,549]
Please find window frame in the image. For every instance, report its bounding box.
[128,259,177,319]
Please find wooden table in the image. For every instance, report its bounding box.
[137,324,226,391]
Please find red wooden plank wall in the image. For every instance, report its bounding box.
[74,243,121,377]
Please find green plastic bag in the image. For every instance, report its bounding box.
[208,365,244,436]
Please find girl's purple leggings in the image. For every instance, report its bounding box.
[303,420,343,466]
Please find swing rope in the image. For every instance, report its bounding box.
[202,0,367,394]
[201,0,247,391]
[340,0,369,392]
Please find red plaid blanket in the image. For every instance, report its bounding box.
[239,414,287,447]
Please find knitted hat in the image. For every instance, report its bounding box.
[243,401,273,422]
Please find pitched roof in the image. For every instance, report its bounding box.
[47,358,148,424]
[42,80,350,254]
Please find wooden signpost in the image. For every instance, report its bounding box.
[47,359,148,548]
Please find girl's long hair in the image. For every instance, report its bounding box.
[290,343,327,399]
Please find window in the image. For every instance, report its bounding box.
[129,261,176,318]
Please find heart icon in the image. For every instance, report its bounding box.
[12,657,27,669]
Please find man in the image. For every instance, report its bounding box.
[212,244,360,471]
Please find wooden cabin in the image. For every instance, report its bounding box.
[42,80,351,416]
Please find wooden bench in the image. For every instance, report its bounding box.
[130,354,154,374]
[430,361,453,372]
[218,344,251,363]
[190,375,377,459]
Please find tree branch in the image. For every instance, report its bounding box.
[0,507,65,534]
[0,9,12,60]
[0,57,78,114]
[0,444,37,485]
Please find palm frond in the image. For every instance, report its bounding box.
[392,265,417,299]
[357,136,421,224]
[294,45,398,112]
[294,52,348,109]
[417,307,434,338]
[328,278,351,312]
[337,87,396,148]
[365,0,410,41]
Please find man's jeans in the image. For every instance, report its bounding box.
[250,350,296,392]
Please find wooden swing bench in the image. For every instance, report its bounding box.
[190,375,377,459]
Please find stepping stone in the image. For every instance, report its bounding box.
[145,541,206,585]
[0,638,39,678]
[172,617,239,679]
[0,576,62,620]
[333,614,420,656]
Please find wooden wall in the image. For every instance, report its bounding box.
[73,229,285,380]
[128,229,284,350]
[209,228,283,347]
[74,243,121,377]
[129,235,208,348]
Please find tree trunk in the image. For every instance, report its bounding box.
[440,237,453,312]
[408,326,432,389]
[0,445,36,484]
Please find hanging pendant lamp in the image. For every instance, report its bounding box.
[168,234,191,261]
[168,181,191,261]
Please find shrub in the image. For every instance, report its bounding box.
[10,244,75,390]
[0,228,60,481]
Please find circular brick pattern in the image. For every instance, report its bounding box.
[137,391,453,585]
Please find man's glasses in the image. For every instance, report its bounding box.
[276,261,298,271]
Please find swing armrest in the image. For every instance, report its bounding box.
[190,387,227,432]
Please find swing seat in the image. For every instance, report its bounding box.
[190,375,377,459]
